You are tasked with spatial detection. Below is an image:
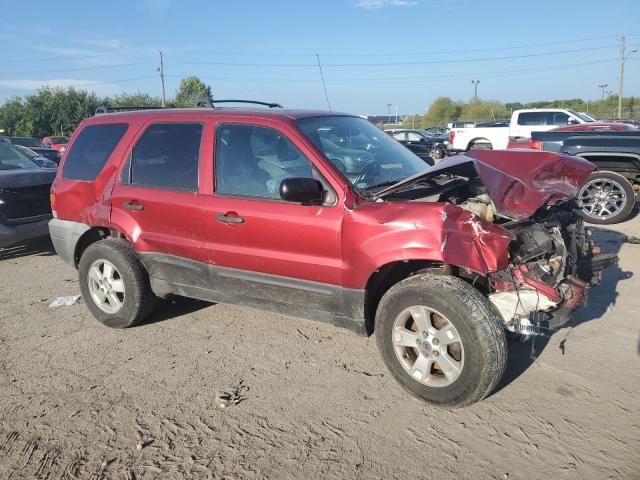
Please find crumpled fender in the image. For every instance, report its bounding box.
[342,201,514,289]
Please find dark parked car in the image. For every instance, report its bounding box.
[1,136,62,164]
[13,145,59,169]
[48,104,615,407]
[386,129,447,161]
[529,129,640,224]
[0,143,55,247]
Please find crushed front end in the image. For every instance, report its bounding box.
[488,201,618,336]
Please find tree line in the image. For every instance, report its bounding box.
[404,96,640,128]
[0,76,212,137]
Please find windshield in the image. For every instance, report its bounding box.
[15,146,37,159]
[296,116,429,192]
[568,110,595,123]
[0,143,40,170]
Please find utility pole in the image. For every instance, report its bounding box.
[618,35,625,118]
[471,80,480,102]
[394,106,398,124]
[387,103,392,124]
[598,83,608,101]
[618,35,638,118]
[412,111,415,129]
[158,50,166,108]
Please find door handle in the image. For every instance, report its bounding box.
[216,212,244,224]
[123,201,144,211]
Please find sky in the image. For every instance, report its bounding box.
[1,0,640,115]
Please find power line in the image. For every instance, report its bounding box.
[0,63,143,76]
[0,75,158,93]
[156,35,621,58]
[166,58,617,84]
[182,45,616,67]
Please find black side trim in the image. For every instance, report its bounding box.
[139,252,366,335]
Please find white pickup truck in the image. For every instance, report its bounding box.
[448,109,595,152]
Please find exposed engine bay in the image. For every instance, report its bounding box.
[382,165,618,336]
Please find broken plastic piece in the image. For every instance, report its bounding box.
[49,295,81,308]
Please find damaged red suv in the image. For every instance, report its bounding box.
[49,104,616,407]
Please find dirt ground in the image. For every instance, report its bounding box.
[1,221,639,480]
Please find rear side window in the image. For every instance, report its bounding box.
[517,112,546,126]
[548,112,569,125]
[128,123,202,191]
[63,124,128,181]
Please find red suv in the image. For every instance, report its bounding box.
[48,103,616,407]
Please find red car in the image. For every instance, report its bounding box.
[48,103,615,407]
[42,136,69,152]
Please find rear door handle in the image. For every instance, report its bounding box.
[216,212,244,224]
[123,201,144,211]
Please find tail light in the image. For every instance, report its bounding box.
[50,190,57,218]
[528,139,543,150]
[449,130,455,143]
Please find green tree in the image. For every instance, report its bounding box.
[12,87,100,137]
[422,97,461,127]
[401,114,422,128]
[107,92,162,108]
[0,97,25,135]
[173,76,212,107]
[459,100,510,121]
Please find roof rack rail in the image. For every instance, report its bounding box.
[195,99,283,109]
[95,105,165,115]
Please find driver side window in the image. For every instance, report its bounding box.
[215,124,315,199]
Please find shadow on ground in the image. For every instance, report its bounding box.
[497,227,633,392]
[0,236,55,261]
[138,296,213,327]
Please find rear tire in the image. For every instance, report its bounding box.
[78,239,156,328]
[375,273,507,408]
[578,171,635,225]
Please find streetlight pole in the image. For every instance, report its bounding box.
[394,106,398,124]
[471,80,480,102]
[618,34,638,118]
[387,103,392,124]
[598,83,608,101]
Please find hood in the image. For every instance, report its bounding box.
[0,169,56,189]
[377,149,595,220]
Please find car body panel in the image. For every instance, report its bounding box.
[376,150,595,220]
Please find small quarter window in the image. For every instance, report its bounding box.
[130,123,202,191]
[62,124,128,181]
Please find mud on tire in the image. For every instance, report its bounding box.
[78,238,156,328]
[375,273,507,408]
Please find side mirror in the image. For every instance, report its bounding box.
[280,177,325,204]
[567,117,578,125]
[419,137,427,144]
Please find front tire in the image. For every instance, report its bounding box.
[78,239,156,328]
[578,171,635,224]
[375,273,507,408]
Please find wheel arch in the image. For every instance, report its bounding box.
[363,259,464,335]
[467,137,492,150]
[73,226,128,267]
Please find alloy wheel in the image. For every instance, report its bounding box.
[392,305,464,387]
[579,178,627,221]
[87,259,125,314]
